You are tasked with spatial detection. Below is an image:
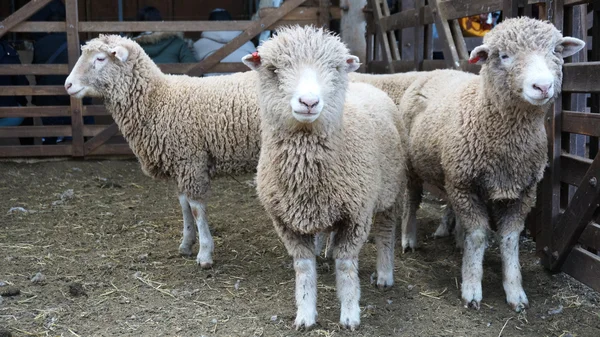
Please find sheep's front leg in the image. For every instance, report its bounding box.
[500,230,528,312]
[461,227,487,309]
[188,199,214,269]
[333,217,370,330]
[273,219,317,329]
[448,187,489,310]
[401,179,422,253]
[178,194,196,256]
[492,191,534,312]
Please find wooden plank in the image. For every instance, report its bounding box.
[579,222,600,250]
[564,0,593,6]
[414,0,426,71]
[562,247,600,292]
[259,6,342,21]
[380,6,434,31]
[185,0,307,77]
[10,21,64,33]
[0,64,69,75]
[0,145,72,157]
[369,59,481,74]
[87,143,132,156]
[450,19,468,61]
[561,153,592,186]
[82,124,116,137]
[370,0,395,73]
[0,126,72,138]
[0,0,53,38]
[83,105,109,116]
[382,0,400,61]
[0,106,69,118]
[66,0,84,158]
[431,0,461,69]
[0,86,66,96]
[550,152,600,271]
[84,123,120,155]
[158,63,249,74]
[503,0,519,18]
[436,0,502,21]
[562,111,600,137]
[79,21,252,33]
[318,1,331,28]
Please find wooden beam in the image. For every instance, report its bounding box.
[550,152,600,271]
[318,1,331,28]
[0,126,72,138]
[86,143,132,156]
[562,63,600,93]
[0,86,66,96]
[579,222,600,250]
[0,106,69,118]
[0,0,53,38]
[65,0,84,157]
[431,0,461,69]
[84,123,120,155]
[158,63,249,75]
[10,21,64,33]
[562,247,600,292]
[561,153,592,186]
[0,64,69,76]
[0,145,72,157]
[79,21,252,33]
[259,6,342,21]
[503,0,519,18]
[436,0,502,21]
[562,111,600,137]
[369,0,395,73]
[83,105,110,116]
[185,0,307,77]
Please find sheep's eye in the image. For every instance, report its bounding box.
[96,57,106,62]
[266,65,277,73]
[500,54,510,60]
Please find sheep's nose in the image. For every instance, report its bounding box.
[299,95,320,109]
[532,82,552,97]
[65,82,72,91]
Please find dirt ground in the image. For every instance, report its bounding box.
[1,159,599,337]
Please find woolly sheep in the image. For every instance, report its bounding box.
[351,17,585,312]
[64,34,261,269]
[242,26,407,330]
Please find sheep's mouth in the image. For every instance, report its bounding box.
[523,94,551,106]
[68,88,84,97]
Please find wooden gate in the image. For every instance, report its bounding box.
[0,0,338,158]
[367,0,600,292]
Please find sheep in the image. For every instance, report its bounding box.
[350,17,585,312]
[340,0,367,66]
[241,25,407,330]
[64,34,261,269]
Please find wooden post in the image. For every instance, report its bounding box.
[503,0,519,19]
[590,0,600,159]
[65,0,84,157]
[369,0,395,73]
[318,0,331,29]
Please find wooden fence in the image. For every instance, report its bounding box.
[367,0,600,292]
[0,0,339,158]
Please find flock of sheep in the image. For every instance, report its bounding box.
[63,17,585,330]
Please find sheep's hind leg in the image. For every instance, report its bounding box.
[373,205,398,289]
[178,194,196,256]
[433,205,455,238]
[188,199,214,269]
[401,179,422,253]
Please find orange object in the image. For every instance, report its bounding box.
[459,14,495,37]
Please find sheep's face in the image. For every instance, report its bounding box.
[242,26,360,126]
[65,39,130,99]
[469,17,585,106]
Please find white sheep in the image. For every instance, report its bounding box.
[351,17,585,312]
[242,25,407,330]
[64,34,261,269]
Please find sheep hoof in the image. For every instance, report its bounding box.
[178,244,194,256]
[340,318,360,331]
[401,246,416,254]
[464,299,481,310]
[506,290,529,312]
[293,316,317,331]
[198,261,213,269]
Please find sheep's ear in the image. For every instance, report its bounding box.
[242,52,261,71]
[558,37,585,58]
[110,45,129,62]
[345,55,361,73]
[469,44,489,64]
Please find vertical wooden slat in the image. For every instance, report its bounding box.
[431,0,460,69]
[414,0,425,70]
[66,0,84,157]
[503,0,519,18]
[318,0,331,29]
[370,0,395,73]
[561,5,574,208]
[450,19,468,61]
[540,0,564,267]
[590,0,600,159]
[381,0,401,61]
